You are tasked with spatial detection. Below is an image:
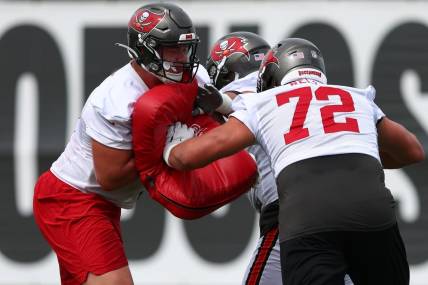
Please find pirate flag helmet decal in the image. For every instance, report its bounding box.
[129,8,165,34]
[210,36,251,63]
[206,31,270,90]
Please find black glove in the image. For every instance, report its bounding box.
[192,84,223,116]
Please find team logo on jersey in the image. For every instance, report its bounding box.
[210,36,250,63]
[129,9,165,34]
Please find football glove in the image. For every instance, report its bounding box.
[192,84,233,116]
[163,122,195,166]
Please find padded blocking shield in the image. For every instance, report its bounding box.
[132,81,257,219]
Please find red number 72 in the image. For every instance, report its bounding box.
[276,86,360,145]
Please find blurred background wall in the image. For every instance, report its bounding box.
[0,0,427,284]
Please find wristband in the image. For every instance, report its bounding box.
[216,92,234,115]
[163,141,181,167]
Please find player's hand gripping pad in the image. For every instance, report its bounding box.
[132,81,257,219]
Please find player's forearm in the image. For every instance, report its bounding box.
[379,151,410,169]
[379,132,424,168]
[167,118,255,170]
[168,136,225,170]
[377,118,425,168]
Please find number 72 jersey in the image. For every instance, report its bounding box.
[231,80,385,177]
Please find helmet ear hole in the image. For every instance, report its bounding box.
[148,62,160,72]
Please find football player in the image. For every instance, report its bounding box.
[33,3,209,285]
[202,32,354,285]
[165,38,424,285]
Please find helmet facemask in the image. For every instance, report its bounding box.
[208,56,239,89]
[134,34,199,83]
[257,64,278,92]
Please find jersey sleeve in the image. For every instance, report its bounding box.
[230,95,258,136]
[81,103,132,150]
[372,102,385,122]
[365,85,386,122]
[365,85,376,101]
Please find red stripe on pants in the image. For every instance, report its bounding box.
[246,227,279,285]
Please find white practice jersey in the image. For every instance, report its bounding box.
[221,71,278,212]
[231,78,385,178]
[220,71,259,94]
[51,63,210,209]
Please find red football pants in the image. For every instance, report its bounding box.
[33,171,128,285]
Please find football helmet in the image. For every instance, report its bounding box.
[121,3,199,83]
[257,38,326,92]
[206,31,270,89]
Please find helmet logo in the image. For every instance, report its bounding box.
[261,49,279,69]
[129,9,165,34]
[210,36,250,63]
[258,48,279,82]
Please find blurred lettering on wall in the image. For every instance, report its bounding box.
[0,1,427,284]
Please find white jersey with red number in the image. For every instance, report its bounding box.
[231,79,385,178]
[221,71,278,212]
[51,63,210,209]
